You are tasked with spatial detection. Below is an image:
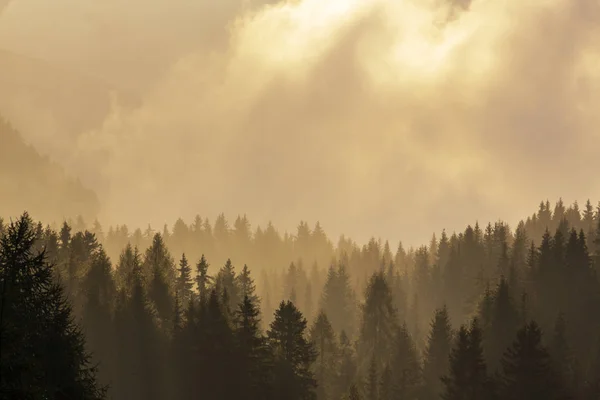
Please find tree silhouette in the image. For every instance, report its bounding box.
[0,213,105,399]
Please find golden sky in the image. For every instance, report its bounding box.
[1,0,599,245]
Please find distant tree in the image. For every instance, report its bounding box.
[389,323,421,399]
[358,272,397,369]
[176,253,193,305]
[115,243,140,291]
[237,264,259,305]
[195,254,211,302]
[422,305,453,400]
[216,258,240,315]
[321,262,356,337]
[144,234,176,324]
[484,277,520,372]
[304,282,314,323]
[309,311,339,400]
[336,330,357,398]
[0,213,105,399]
[81,247,117,389]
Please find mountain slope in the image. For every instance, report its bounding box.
[0,117,99,222]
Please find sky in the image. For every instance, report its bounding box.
[1,0,599,246]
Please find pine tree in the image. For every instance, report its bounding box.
[81,247,117,391]
[268,300,317,400]
[115,243,140,291]
[114,255,167,400]
[195,254,211,302]
[0,213,106,399]
[216,258,240,315]
[389,323,421,399]
[337,330,357,398]
[149,260,175,326]
[498,321,567,400]
[485,277,519,373]
[358,272,397,369]
[441,319,492,400]
[237,264,259,305]
[144,234,176,325]
[196,289,236,399]
[422,305,453,400]
[321,262,356,337]
[234,294,272,400]
[176,253,193,305]
[309,311,339,400]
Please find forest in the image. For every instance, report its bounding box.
[1,199,600,399]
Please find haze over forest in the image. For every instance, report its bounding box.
[1,0,599,245]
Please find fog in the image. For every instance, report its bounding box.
[1,0,599,245]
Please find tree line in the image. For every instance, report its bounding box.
[1,198,600,399]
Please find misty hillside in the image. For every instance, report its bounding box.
[1,199,600,399]
[0,117,99,222]
[0,48,139,139]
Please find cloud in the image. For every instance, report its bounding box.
[2,0,600,245]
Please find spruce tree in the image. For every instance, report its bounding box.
[268,300,317,400]
[115,243,140,291]
[441,319,492,400]
[321,262,356,337]
[81,247,117,391]
[358,272,397,369]
[195,254,211,302]
[0,213,105,399]
[498,321,567,400]
[237,264,259,305]
[422,305,453,400]
[196,289,235,399]
[144,233,176,325]
[234,294,272,400]
[309,311,339,400]
[114,255,167,400]
[484,277,519,373]
[176,253,193,305]
[389,323,421,399]
[216,258,240,315]
[337,331,357,398]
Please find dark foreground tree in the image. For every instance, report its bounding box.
[441,319,492,400]
[0,213,105,399]
[498,321,569,400]
[268,300,317,400]
[234,294,272,400]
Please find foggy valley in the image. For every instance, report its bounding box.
[1,0,600,399]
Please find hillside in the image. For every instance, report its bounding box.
[0,48,139,141]
[0,116,99,222]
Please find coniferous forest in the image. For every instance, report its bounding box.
[2,199,600,399]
